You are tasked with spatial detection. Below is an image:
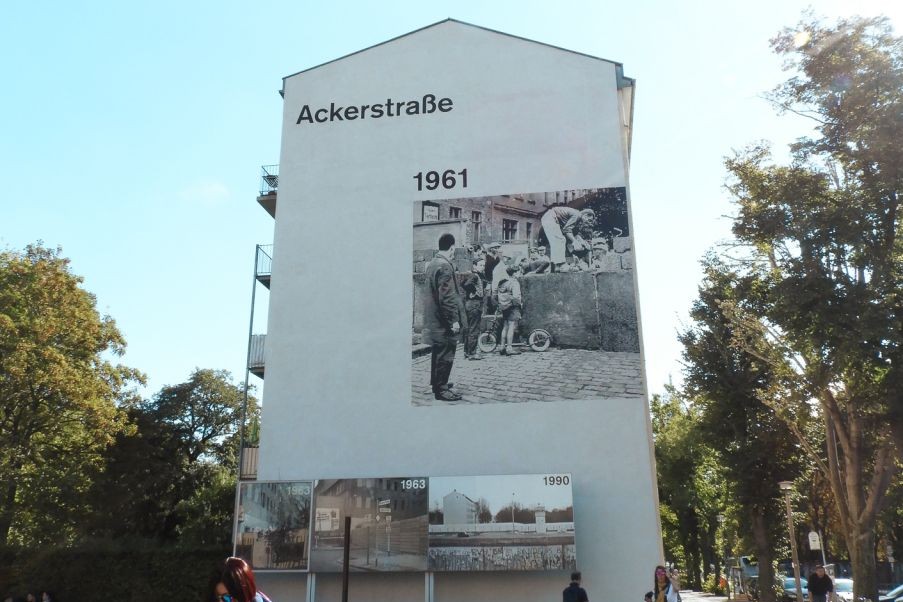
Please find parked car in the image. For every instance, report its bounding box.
[832,578,854,602]
[781,576,809,602]
[878,584,903,602]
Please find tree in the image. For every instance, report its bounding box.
[0,244,141,545]
[680,259,806,602]
[88,369,255,542]
[651,389,725,590]
[721,15,902,602]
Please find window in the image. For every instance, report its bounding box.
[503,219,518,241]
[472,211,482,242]
[526,222,533,241]
[422,201,439,221]
[449,206,461,219]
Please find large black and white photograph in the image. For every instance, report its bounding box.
[412,188,643,405]
[234,481,312,571]
[309,477,429,572]
[427,474,576,571]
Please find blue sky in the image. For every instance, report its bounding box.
[2,1,899,398]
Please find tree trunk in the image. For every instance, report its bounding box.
[0,478,18,545]
[751,507,777,602]
[848,526,877,602]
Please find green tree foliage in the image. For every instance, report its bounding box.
[719,15,902,602]
[89,369,255,545]
[680,259,806,602]
[651,390,726,589]
[0,244,142,545]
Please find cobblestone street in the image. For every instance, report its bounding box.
[412,346,644,405]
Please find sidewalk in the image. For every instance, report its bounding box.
[680,591,730,602]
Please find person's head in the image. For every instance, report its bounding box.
[26,595,35,602]
[815,565,825,575]
[580,208,595,223]
[655,565,669,584]
[506,266,517,277]
[213,557,258,602]
[571,571,582,583]
[645,591,654,602]
[488,243,501,256]
[438,233,455,253]
[473,258,484,273]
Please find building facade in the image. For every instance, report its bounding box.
[240,19,659,602]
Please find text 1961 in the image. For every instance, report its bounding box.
[414,169,468,191]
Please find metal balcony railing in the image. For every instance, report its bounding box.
[248,334,265,378]
[256,244,273,287]
[240,446,259,480]
[260,164,279,195]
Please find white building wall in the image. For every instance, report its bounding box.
[256,19,659,602]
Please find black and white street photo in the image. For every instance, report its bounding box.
[427,474,576,572]
[235,481,312,571]
[309,477,429,572]
[412,188,644,405]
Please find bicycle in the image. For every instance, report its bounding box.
[476,312,552,353]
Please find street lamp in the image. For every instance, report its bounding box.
[779,481,804,602]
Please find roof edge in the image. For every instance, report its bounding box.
[281,18,627,86]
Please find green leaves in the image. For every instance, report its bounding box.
[0,244,142,545]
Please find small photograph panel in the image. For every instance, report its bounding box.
[412,188,643,406]
[309,477,429,572]
[427,473,576,571]
[235,481,312,571]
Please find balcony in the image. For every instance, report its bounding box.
[248,333,265,378]
[255,244,272,288]
[257,164,278,218]
[240,446,259,480]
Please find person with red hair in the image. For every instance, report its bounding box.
[210,557,273,602]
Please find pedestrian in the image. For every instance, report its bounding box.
[496,267,522,356]
[563,571,589,602]
[807,564,833,602]
[209,556,273,602]
[540,206,595,272]
[462,258,485,361]
[484,243,502,285]
[654,565,680,602]
[422,233,466,401]
[523,246,551,274]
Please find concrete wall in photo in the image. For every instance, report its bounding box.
[413,270,640,353]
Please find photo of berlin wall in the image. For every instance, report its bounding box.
[412,188,643,405]
[309,477,429,572]
[427,474,576,572]
[235,481,312,571]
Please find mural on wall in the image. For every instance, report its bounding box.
[236,475,576,573]
[427,473,576,571]
[309,477,430,572]
[234,481,312,571]
[412,187,643,405]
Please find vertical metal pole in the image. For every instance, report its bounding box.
[241,245,261,463]
[819,531,827,566]
[306,572,316,602]
[342,516,352,602]
[231,245,261,556]
[784,490,804,602]
[424,571,434,602]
